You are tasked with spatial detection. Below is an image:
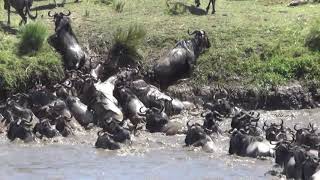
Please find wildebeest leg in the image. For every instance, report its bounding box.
[211,0,216,14]
[206,0,212,14]
[18,10,27,26]
[195,0,200,7]
[7,4,10,25]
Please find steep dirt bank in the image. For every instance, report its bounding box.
[167,81,320,110]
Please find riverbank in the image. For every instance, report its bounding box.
[1,0,320,109]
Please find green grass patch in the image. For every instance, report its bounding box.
[110,23,146,66]
[305,20,320,51]
[18,21,48,55]
[112,0,125,13]
[1,0,320,93]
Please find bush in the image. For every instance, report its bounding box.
[109,24,146,67]
[18,22,48,55]
[305,20,320,51]
[113,0,125,13]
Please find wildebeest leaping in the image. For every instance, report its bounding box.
[149,30,210,89]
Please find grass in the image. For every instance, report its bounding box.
[0,0,320,94]
[111,24,145,59]
[18,21,48,55]
[112,0,125,13]
[0,18,63,94]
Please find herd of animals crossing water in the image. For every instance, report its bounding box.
[1,0,320,179]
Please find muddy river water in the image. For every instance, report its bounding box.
[0,107,319,179]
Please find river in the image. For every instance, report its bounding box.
[0,107,318,179]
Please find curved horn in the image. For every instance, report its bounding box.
[269,139,278,145]
[290,132,296,144]
[294,124,300,131]
[62,10,71,16]
[160,103,165,113]
[309,123,316,132]
[97,130,105,137]
[228,128,234,134]
[187,120,192,129]
[263,121,269,130]
[201,111,209,117]
[137,107,148,116]
[279,119,284,129]
[26,5,37,20]
[48,10,55,17]
[188,29,198,35]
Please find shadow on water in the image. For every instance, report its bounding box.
[0,21,18,35]
[166,2,207,16]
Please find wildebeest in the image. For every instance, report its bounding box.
[263,119,287,142]
[33,118,57,139]
[229,129,273,158]
[65,96,94,128]
[302,155,320,180]
[295,123,320,149]
[150,30,210,89]
[95,130,121,150]
[129,79,185,115]
[194,0,216,14]
[201,111,223,135]
[271,137,311,179]
[114,86,146,127]
[230,110,260,133]
[138,105,169,133]
[204,98,232,117]
[4,0,38,25]
[100,120,131,143]
[7,118,34,142]
[185,120,215,152]
[48,11,86,70]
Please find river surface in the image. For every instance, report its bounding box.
[0,107,319,180]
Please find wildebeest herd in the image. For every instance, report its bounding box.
[2,1,320,179]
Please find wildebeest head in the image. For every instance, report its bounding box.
[294,123,319,147]
[271,136,295,166]
[55,115,73,137]
[7,118,34,142]
[33,119,57,139]
[231,110,260,131]
[263,119,289,141]
[185,121,207,146]
[201,111,222,134]
[99,119,131,143]
[228,129,250,155]
[204,98,232,117]
[138,105,169,133]
[95,130,121,150]
[188,29,211,55]
[48,10,72,33]
[302,155,320,180]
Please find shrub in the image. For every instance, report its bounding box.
[305,20,320,51]
[18,21,48,55]
[109,24,146,67]
[113,0,125,13]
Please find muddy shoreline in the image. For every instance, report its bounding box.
[167,81,320,110]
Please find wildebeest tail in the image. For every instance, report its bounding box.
[25,1,38,20]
